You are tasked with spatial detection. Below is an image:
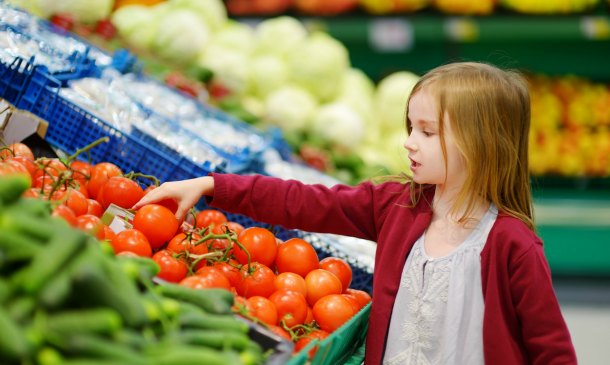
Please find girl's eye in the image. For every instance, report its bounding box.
[423,131,434,137]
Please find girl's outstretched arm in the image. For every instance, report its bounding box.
[132,176,214,221]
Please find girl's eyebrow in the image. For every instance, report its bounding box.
[413,119,437,127]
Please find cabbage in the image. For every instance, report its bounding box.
[198,45,249,96]
[374,71,420,130]
[248,55,289,99]
[361,130,409,175]
[211,21,256,54]
[153,9,210,65]
[111,5,161,51]
[311,102,365,151]
[24,0,113,23]
[288,32,350,103]
[254,16,308,58]
[264,85,318,133]
[6,0,47,17]
[168,0,227,32]
[336,68,375,124]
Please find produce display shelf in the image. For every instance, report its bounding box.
[533,187,610,277]
[234,14,610,82]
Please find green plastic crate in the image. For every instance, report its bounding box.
[287,303,371,365]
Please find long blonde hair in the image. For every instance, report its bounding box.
[404,62,534,230]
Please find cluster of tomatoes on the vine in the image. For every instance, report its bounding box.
[1,140,372,358]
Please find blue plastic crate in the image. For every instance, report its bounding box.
[0,56,33,104]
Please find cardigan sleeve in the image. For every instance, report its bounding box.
[208,173,399,241]
[509,243,577,364]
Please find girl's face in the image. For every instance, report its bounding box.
[404,90,466,189]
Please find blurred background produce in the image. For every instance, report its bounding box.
[7,0,610,185]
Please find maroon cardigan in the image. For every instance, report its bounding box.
[209,173,577,364]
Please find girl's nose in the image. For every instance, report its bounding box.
[404,135,417,152]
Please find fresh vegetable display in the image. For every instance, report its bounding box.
[0,144,269,364]
[1,139,372,363]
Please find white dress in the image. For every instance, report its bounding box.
[382,205,498,365]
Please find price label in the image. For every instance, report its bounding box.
[368,19,414,52]
[581,16,610,40]
[445,18,479,42]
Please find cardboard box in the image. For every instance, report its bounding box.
[0,98,48,144]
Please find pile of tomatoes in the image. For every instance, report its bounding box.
[1,141,372,358]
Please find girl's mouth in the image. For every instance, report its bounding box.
[410,159,420,170]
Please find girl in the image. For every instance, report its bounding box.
[134,62,576,364]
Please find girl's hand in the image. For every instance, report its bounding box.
[132,176,214,221]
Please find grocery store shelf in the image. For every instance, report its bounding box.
[237,14,610,81]
[533,188,610,278]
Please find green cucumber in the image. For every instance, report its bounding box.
[0,229,40,262]
[167,329,253,351]
[177,303,249,333]
[45,308,123,336]
[116,255,160,285]
[0,306,29,360]
[0,278,11,304]
[147,346,243,365]
[156,284,234,315]
[6,296,35,324]
[0,174,31,205]
[58,334,146,365]
[71,257,148,328]
[18,228,87,294]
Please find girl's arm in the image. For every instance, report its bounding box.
[208,173,384,241]
[510,244,577,364]
[132,173,398,241]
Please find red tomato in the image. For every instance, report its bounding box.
[52,188,88,216]
[133,204,179,249]
[33,158,67,181]
[294,329,330,358]
[167,232,207,256]
[304,269,343,306]
[75,214,105,240]
[111,229,152,257]
[69,160,92,186]
[246,296,278,326]
[182,267,231,290]
[98,176,144,210]
[32,174,58,190]
[87,162,122,199]
[232,295,248,313]
[1,142,34,160]
[86,198,104,217]
[195,209,227,231]
[312,294,356,333]
[3,159,32,184]
[268,325,292,341]
[152,249,188,283]
[212,260,242,288]
[102,226,116,241]
[342,293,362,313]
[237,262,276,298]
[22,188,41,199]
[304,306,314,325]
[345,288,372,308]
[269,289,308,328]
[9,156,36,179]
[274,272,307,297]
[212,221,245,235]
[51,204,77,226]
[234,227,278,267]
[276,238,319,277]
[319,257,352,293]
